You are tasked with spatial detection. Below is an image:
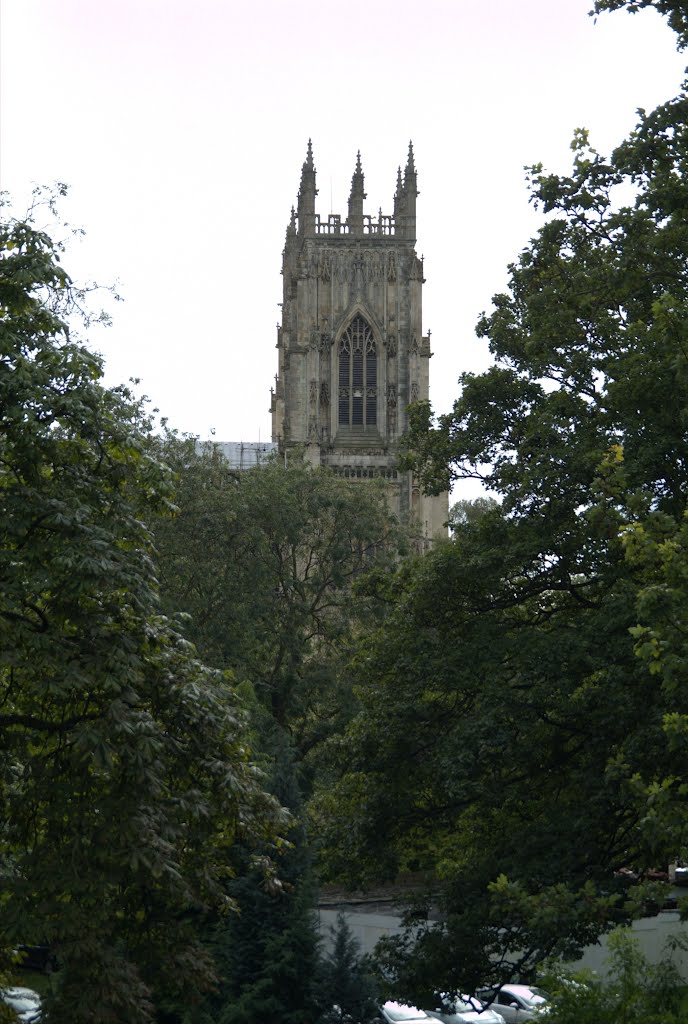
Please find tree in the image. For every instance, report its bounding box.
[153,438,408,769]
[148,438,408,1021]
[313,526,632,999]
[178,722,324,1024]
[542,929,685,1024]
[316,914,379,1024]
[313,0,688,1001]
[0,193,283,1024]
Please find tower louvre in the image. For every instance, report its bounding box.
[270,141,446,538]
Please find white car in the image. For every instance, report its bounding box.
[477,985,549,1023]
[1,986,42,1023]
[428,993,506,1024]
[379,1002,434,1024]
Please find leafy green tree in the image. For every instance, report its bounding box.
[447,496,499,532]
[0,194,283,1024]
[313,527,631,999]
[180,724,323,1024]
[150,440,407,1022]
[153,437,407,768]
[314,0,688,1001]
[542,929,685,1024]
[620,509,688,866]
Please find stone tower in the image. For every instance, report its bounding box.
[270,142,447,538]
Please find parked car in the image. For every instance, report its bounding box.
[379,1002,434,1024]
[428,993,506,1024]
[674,864,688,886]
[477,985,549,1023]
[1,986,42,1023]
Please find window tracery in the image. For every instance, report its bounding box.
[338,316,377,428]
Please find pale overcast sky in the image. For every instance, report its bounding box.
[1,0,686,454]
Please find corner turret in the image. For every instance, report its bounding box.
[397,141,418,240]
[297,139,317,236]
[347,151,366,236]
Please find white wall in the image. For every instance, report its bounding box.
[318,908,405,958]
[571,910,688,977]
[318,907,688,980]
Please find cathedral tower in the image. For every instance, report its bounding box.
[271,142,446,538]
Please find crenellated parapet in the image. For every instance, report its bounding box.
[314,213,396,236]
[292,141,417,241]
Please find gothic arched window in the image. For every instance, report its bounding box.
[338,317,377,428]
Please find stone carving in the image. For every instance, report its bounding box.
[320,381,330,406]
[411,337,420,358]
[356,250,380,281]
[351,253,365,284]
[319,332,331,354]
[387,333,397,358]
[387,383,397,408]
[310,328,320,351]
[310,379,318,404]
[410,381,420,402]
[387,253,397,282]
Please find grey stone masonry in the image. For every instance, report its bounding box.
[270,141,447,540]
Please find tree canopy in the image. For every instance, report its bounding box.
[542,929,686,1024]
[0,194,283,1024]
[314,0,688,1002]
[148,439,408,1021]
[153,439,408,767]
[6,1,688,1016]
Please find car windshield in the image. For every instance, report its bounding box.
[521,988,549,1007]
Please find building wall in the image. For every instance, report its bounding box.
[211,441,277,470]
[572,911,688,976]
[318,906,688,981]
[318,908,407,960]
